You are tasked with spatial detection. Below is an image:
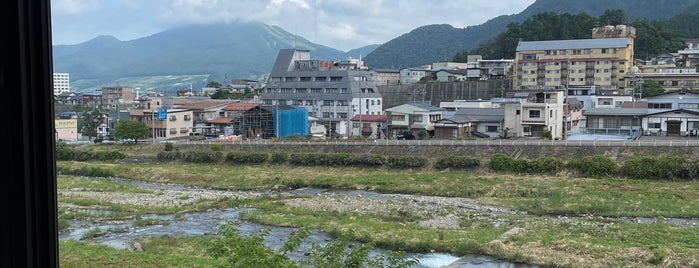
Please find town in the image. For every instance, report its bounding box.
[53,24,699,144]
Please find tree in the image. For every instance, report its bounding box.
[206,80,223,88]
[451,50,470,63]
[113,119,149,143]
[638,79,665,98]
[79,108,104,140]
[210,88,233,99]
[598,9,628,26]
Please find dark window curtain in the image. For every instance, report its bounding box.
[1,0,58,267]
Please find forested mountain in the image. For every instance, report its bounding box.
[456,10,688,61]
[363,0,699,68]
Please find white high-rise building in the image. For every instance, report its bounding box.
[53,72,70,95]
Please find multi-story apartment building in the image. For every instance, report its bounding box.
[502,91,565,139]
[513,25,636,94]
[53,72,70,95]
[261,49,383,137]
[100,86,136,110]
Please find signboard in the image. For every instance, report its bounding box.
[157,108,167,121]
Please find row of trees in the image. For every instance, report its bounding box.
[453,9,688,62]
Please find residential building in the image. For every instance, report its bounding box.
[53,72,70,95]
[502,91,565,139]
[439,100,493,111]
[135,108,194,141]
[100,86,137,110]
[350,114,387,138]
[261,49,382,137]
[624,67,699,92]
[384,102,444,138]
[513,25,636,93]
[373,69,400,86]
[478,59,515,79]
[583,107,645,137]
[435,69,469,82]
[399,68,429,84]
[433,107,504,139]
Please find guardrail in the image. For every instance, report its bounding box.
[178,138,699,147]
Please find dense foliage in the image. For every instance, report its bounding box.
[113,120,150,143]
[456,10,687,61]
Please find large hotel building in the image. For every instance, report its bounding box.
[513,25,636,94]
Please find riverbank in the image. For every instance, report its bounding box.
[57,157,699,267]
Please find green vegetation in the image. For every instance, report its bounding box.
[114,120,150,143]
[57,145,699,267]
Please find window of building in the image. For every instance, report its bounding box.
[322,112,332,118]
[391,115,405,121]
[584,49,591,54]
[330,76,342,81]
[315,76,326,81]
[169,115,176,121]
[413,115,423,122]
[648,103,672,109]
[299,77,311,82]
[284,77,295,82]
[310,88,322,93]
[529,110,540,118]
[295,88,307,93]
[293,100,303,105]
[649,122,661,128]
[323,100,334,106]
[523,53,536,60]
[573,50,581,55]
[487,125,498,132]
[601,48,609,53]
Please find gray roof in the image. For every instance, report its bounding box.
[441,108,504,123]
[583,108,647,116]
[516,38,631,51]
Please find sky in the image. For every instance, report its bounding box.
[51,0,536,52]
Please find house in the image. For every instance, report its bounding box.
[433,108,504,139]
[219,102,269,138]
[643,109,699,136]
[582,108,645,138]
[435,69,469,82]
[385,102,444,138]
[502,91,565,139]
[372,68,401,86]
[261,49,382,137]
[129,108,194,141]
[513,25,636,93]
[399,68,429,84]
[439,99,493,111]
[350,114,387,139]
[564,98,584,137]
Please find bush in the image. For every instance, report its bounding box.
[163,142,174,151]
[347,154,385,167]
[530,157,564,174]
[157,151,183,161]
[226,152,269,164]
[622,155,688,180]
[182,151,223,163]
[93,151,127,161]
[384,155,427,168]
[57,166,115,177]
[580,155,617,178]
[489,153,514,172]
[435,155,480,170]
[270,152,289,164]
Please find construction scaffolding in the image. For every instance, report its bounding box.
[230,104,275,139]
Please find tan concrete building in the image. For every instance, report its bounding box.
[513,25,636,94]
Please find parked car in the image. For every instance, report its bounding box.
[396,131,414,140]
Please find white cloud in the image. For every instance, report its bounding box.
[51,0,536,50]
